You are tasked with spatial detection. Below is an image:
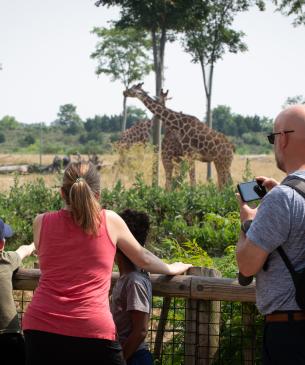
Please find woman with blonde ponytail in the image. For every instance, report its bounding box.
[23,162,191,365]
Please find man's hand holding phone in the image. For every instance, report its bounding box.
[237,180,267,203]
[255,176,279,191]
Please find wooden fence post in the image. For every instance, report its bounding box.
[242,302,257,365]
[153,297,171,361]
[185,267,222,365]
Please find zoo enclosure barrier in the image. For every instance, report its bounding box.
[13,267,263,365]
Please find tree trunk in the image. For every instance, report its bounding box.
[206,63,214,182]
[151,28,166,187]
[122,95,127,132]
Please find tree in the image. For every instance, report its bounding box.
[0,115,19,130]
[282,95,305,108]
[91,27,153,131]
[53,104,84,135]
[94,0,208,185]
[125,106,148,129]
[22,135,35,147]
[273,0,305,25]
[182,0,263,181]
[212,105,234,134]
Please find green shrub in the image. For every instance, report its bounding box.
[2,176,240,269]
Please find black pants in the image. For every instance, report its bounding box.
[263,321,305,365]
[0,332,25,365]
[24,330,124,365]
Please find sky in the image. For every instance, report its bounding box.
[1,1,305,125]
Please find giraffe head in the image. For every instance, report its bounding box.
[158,89,171,106]
[123,83,146,98]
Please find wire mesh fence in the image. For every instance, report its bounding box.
[13,290,263,365]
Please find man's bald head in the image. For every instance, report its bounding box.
[273,104,305,173]
[275,105,305,133]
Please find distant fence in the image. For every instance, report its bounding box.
[13,267,262,365]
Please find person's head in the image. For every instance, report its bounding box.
[61,162,101,236]
[0,218,13,251]
[119,209,150,246]
[116,209,150,267]
[271,105,305,173]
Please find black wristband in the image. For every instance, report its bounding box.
[241,219,253,234]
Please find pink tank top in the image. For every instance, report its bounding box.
[23,209,117,340]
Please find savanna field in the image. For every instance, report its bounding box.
[0,149,285,192]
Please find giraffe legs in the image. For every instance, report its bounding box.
[188,159,196,187]
[214,157,233,189]
[163,159,174,190]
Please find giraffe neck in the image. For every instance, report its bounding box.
[137,93,174,128]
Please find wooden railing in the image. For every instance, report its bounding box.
[13,267,258,365]
[13,268,256,302]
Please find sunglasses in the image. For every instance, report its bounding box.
[267,130,295,144]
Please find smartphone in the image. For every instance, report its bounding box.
[237,180,267,202]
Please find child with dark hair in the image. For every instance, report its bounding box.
[111,209,153,365]
[0,218,35,365]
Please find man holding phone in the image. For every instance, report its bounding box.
[236,105,305,365]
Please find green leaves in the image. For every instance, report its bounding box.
[2,175,241,277]
[274,0,305,25]
[91,26,153,87]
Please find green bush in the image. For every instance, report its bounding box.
[2,176,240,270]
[0,177,62,248]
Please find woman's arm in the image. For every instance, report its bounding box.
[106,210,192,275]
[33,213,44,252]
[15,242,36,261]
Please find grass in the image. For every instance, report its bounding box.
[0,148,285,193]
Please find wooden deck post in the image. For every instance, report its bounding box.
[184,267,221,365]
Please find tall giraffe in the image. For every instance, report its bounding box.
[124,83,235,189]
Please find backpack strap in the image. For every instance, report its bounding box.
[277,177,305,281]
[275,177,305,278]
[283,177,305,199]
[277,246,296,278]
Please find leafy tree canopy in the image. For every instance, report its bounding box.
[212,104,272,136]
[0,115,20,130]
[53,104,84,135]
[97,0,205,34]
[273,0,305,25]
[91,27,153,87]
[282,94,305,108]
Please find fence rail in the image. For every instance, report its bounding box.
[13,268,256,302]
[13,268,261,365]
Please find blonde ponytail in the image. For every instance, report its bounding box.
[62,162,101,235]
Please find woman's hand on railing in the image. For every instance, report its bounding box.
[167,262,192,275]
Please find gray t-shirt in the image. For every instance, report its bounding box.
[0,251,22,333]
[111,270,152,351]
[247,170,305,315]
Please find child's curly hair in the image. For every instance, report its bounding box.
[119,209,150,247]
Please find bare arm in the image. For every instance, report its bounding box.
[106,210,192,275]
[122,311,149,360]
[16,242,35,261]
[236,231,269,276]
[33,213,44,251]
[236,193,269,276]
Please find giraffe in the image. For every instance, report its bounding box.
[115,91,171,150]
[123,83,235,189]
[114,119,153,150]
